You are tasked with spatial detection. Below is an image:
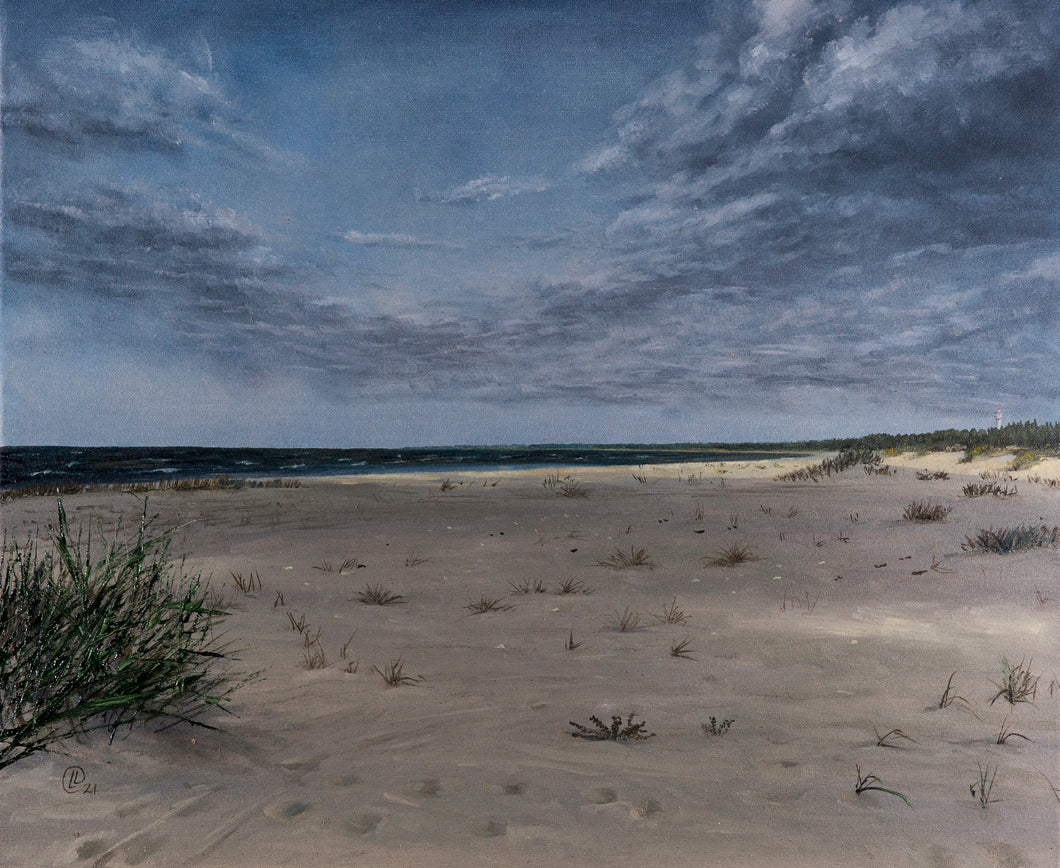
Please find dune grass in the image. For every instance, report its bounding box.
[356,584,406,606]
[989,656,1039,706]
[902,500,953,522]
[0,498,251,770]
[703,543,764,567]
[597,546,655,569]
[961,525,1060,554]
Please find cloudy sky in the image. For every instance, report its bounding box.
[3,0,1057,447]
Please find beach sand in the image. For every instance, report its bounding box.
[2,454,1057,866]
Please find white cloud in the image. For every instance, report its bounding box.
[422,174,551,205]
[342,230,456,249]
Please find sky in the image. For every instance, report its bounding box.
[2,0,1058,447]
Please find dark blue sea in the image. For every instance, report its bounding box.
[1,444,807,491]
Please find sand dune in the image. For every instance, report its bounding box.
[2,455,1057,866]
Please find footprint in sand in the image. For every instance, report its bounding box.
[632,797,662,818]
[263,799,314,822]
[403,778,442,798]
[470,818,507,838]
[342,812,383,836]
[322,772,359,788]
[584,787,617,805]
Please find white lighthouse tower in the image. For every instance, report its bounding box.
[995,407,1003,430]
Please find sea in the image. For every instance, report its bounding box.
[0,445,807,491]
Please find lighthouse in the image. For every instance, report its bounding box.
[995,407,1002,430]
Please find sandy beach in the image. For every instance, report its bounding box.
[1,453,1057,867]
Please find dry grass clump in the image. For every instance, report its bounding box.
[703,543,764,567]
[597,546,655,569]
[611,606,642,632]
[230,570,262,593]
[873,726,916,748]
[989,656,1039,706]
[542,473,590,498]
[962,481,1017,498]
[902,500,953,522]
[669,638,695,659]
[650,596,688,624]
[357,584,406,605]
[970,762,999,807]
[0,499,251,769]
[508,578,547,595]
[553,577,593,595]
[372,658,423,687]
[464,596,515,614]
[961,525,1060,554]
[569,713,655,741]
[916,470,950,480]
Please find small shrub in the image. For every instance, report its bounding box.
[1008,450,1038,471]
[704,543,764,567]
[916,470,950,480]
[702,716,734,736]
[569,713,654,741]
[961,526,1060,554]
[902,501,953,522]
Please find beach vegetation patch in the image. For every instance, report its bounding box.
[989,656,1039,706]
[962,481,1017,498]
[774,448,882,482]
[464,595,515,614]
[553,577,594,595]
[598,546,655,569]
[702,716,734,736]
[508,578,547,595]
[357,584,406,606]
[0,498,252,770]
[612,606,642,632]
[1008,450,1039,471]
[915,470,950,480]
[372,658,422,687]
[651,596,688,624]
[543,473,590,498]
[569,713,655,742]
[703,543,764,567]
[961,525,1060,554]
[902,500,953,522]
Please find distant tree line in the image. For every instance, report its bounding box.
[778,420,1060,455]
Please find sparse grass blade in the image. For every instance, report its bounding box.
[612,606,641,632]
[650,596,688,624]
[553,577,593,595]
[989,656,1039,706]
[970,762,999,807]
[372,658,423,687]
[873,726,916,748]
[669,638,695,659]
[854,765,913,808]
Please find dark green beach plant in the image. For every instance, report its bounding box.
[0,499,251,770]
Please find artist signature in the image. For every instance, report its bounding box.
[62,766,96,795]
